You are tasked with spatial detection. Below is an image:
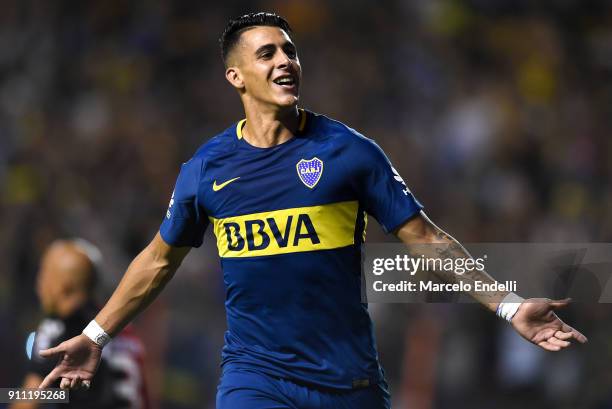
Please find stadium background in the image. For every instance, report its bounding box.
[1,0,611,408]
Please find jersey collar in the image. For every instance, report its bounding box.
[236,108,307,140]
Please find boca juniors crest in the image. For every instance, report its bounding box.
[296,157,324,188]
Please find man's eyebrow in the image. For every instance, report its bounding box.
[254,44,276,55]
[254,41,295,56]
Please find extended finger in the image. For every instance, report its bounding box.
[39,367,62,389]
[532,327,557,344]
[39,343,65,358]
[561,324,588,343]
[548,337,570,348]
[75,377,89,390]
[549,298,571,309]
[70,376,81,389]
[537,341,561,352]
[570,330,588,343]
[555,331,573,340]
[60,378,71,390]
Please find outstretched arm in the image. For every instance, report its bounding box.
[395,211,505,311]
[38,232,190,389]
[395,211,587,351]
[92,232,190,336]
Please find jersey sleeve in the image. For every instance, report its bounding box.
[344,135,423,233]
[159,157,209,247]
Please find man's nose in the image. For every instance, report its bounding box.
[275,51,292,69]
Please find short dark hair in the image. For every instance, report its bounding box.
[219,12,292,64]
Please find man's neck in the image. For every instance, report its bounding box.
[242,104,300,148]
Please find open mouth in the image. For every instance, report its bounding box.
[273,75,297,89]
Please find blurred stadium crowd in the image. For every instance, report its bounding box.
[1,1,612,408]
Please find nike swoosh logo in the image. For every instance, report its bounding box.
[212,177,241,192]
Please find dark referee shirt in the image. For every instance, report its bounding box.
[29,302,149,409]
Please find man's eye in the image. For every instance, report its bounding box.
[260,52,273,59]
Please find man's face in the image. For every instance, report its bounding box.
[228,26,301,108]
[36,247,62,314]
[35,243,90,315]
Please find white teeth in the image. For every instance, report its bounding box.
[275,77,294,85]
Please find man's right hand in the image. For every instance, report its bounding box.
[38,334,102,389]
[36,233,189,391]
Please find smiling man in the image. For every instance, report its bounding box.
[39,12,586,409]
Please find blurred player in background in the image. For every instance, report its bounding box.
[38,12,586,409]
[11,239,149,409]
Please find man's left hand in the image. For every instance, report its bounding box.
[511,298,587,351]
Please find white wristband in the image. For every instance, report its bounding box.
[83,320,111,347]
[496,293,525,322]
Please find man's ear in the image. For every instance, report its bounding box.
[225,66,245,90]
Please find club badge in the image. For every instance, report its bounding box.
[296,157,323,189]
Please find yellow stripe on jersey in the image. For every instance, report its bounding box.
[362,212,368,242]
[210,201,358,258]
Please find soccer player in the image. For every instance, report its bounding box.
[38,13,587,409]
[12,240,149,409]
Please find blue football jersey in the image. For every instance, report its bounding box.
[160,109,423,389]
